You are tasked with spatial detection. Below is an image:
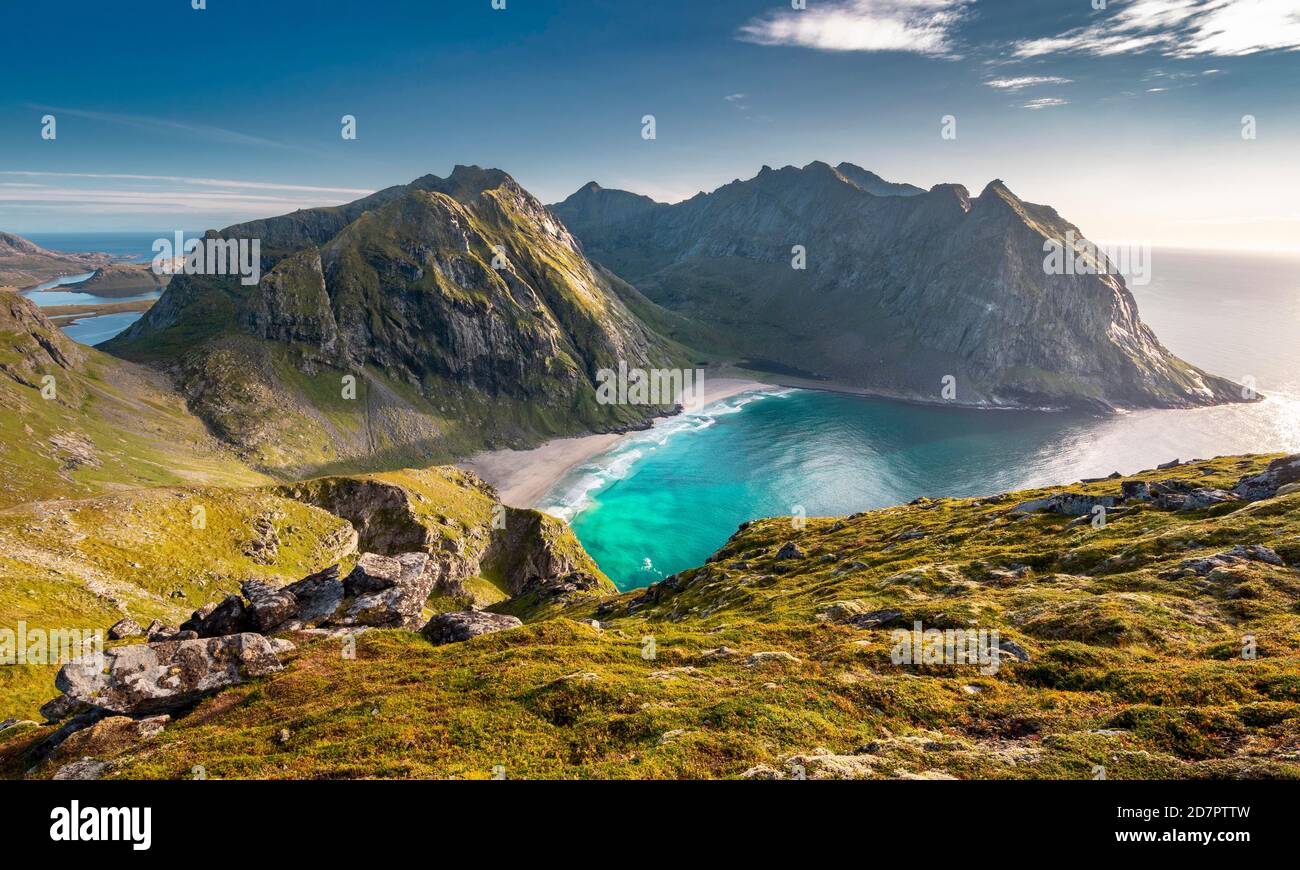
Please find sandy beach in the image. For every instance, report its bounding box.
[460,375,775,507]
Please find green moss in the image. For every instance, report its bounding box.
[7,454,1300,780]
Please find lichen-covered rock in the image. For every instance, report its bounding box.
[339,553,438,629]
[1169,488,1239,511]
[284,565,344,624]
[1234,454,1300,501]
[107,617,142,640]
[745,651,801,667]
[51,633,283,716]
[1179,545,1285,576]
[181,595,249,638]
[38,693,89,724]
[343,553,405,597]
[1010,493,1119,516]
[241,579,297,633]
[49,715,169,765]
[421,611,522,645]
[775,542,805,560]
[52,757,109,781]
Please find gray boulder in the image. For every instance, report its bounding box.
[998,639,1031,663]
[1176,488,1240,511]
[343,553,405,596]
[107,617,142,640]
[285,565,345,623]
[52,757,110,781]
[340,553,437,629]
[181,595,249,638]
[1234,454,1300,501]
[51,633,283,716]
[1120,480,1151,501]
[1010,493,1118,516]
[1180,545,1285,576]
[775,542,805,560]
[422,611,522,645]
[241,580,298,633]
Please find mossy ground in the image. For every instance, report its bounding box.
[0,486,357,721]
[7,455,1296,779]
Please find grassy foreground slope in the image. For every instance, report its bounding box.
[0,466,609,724]
[9,455,1296,780]
[0,293,268,509]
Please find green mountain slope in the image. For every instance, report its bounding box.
[0,293,268,509]
[105,166,693,478]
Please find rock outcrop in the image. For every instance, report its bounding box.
[281,467,615,608]
[48,633,283,717]
[422,611,523,645]
[1234,454,1300,501]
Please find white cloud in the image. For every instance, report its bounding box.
[0,171,371,196]
[1011,0,1300,59]
[0,172,369,221]
[738,0,972,56]
[1021,97,1070,109]
[985,75,1073,90]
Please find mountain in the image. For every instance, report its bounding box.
[551,161,1246,411]
[58,264,170,297]
[833,162,925,197]
[0,231,112,290]
[106,166,691,477]
[8,452,1299,779]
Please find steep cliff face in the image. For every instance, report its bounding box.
[277,466,613,611]
[552,161,1245,410]
[107,167,688,475]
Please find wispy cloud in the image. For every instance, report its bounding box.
[25,105,324,154]
[0,172,370,223]
[738,0,972,57]
[985,75,1073,90]
[1012,0,1300,59]
[0,171,371,196]
[1021,97,1070,109]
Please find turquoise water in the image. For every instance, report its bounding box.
[540,248,1300,590]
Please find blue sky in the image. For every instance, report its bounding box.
[1,0,1298,250]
